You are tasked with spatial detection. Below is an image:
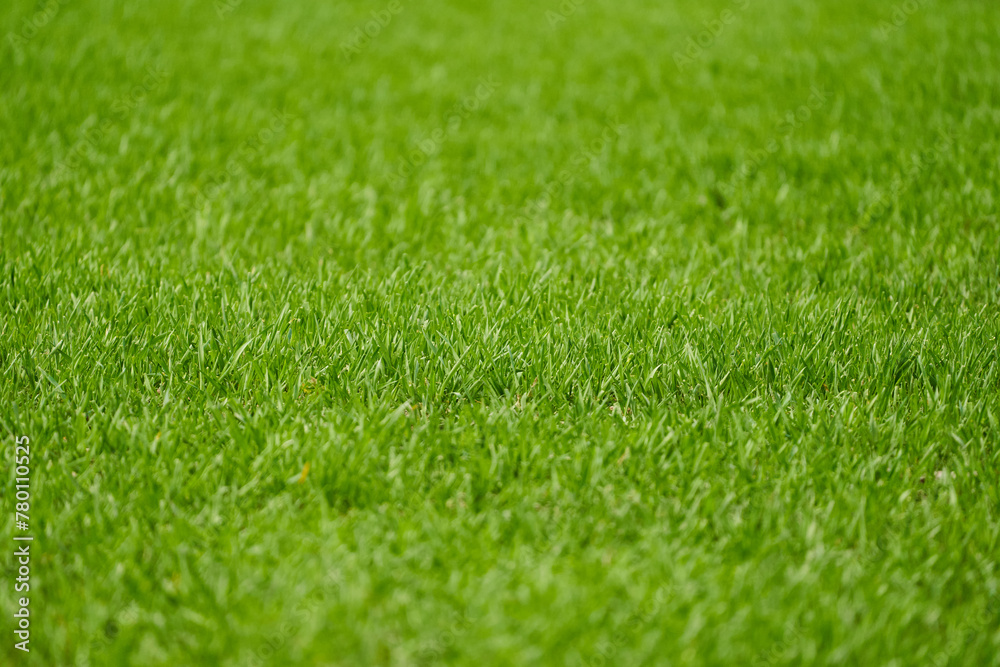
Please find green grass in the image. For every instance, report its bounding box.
[2,0,1000,665]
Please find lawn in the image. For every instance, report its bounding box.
[2,0,1000,665]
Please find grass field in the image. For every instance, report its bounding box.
[3,0,1000,665]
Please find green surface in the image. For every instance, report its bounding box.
[2,0,1000,665]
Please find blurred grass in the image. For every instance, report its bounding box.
[2,0,1000,665]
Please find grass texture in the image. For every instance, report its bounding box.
[2,0,1000,665]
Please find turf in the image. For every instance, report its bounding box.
[2,0,1000,665]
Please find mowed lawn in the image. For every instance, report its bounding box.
[2,0,1000,665]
